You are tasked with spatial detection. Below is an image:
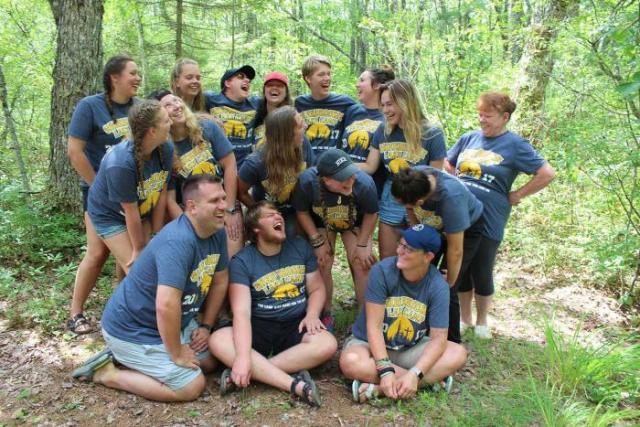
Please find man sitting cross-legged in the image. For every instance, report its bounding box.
[209,201,337,407]
[339,224,467,403]
[72,174,230,402]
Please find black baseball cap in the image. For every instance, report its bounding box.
[317,149,359,182]
[220,65,256,90]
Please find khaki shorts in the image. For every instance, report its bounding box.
[343,334,431,369]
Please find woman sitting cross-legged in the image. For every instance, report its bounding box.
[339,224,467,403]
[209,201,337,407]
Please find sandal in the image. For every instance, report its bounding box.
[290,370,321,407]
[219,368,236,395]
[67,313,94,334]
[351,379,378,403]
[71,348,112,381]
[430,375,454,393]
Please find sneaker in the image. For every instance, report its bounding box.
[321,313,335,334]
[474,324,491,339]
[460,321,472,334]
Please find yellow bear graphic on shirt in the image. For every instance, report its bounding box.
[386,316,414,342]
[272,284,301,300]
[347,130,370,150]
[223,120,247,139]
[389,158,410,174]
[306,123,331,140]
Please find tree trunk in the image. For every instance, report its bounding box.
[0,61,31,193]
[48,0,104,210]
[176,0,183,58]
[512,0,570,145]
[133,2,148,95]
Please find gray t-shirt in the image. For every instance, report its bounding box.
[351,257,449,351]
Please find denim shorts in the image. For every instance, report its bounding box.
[343,334,431,369]
[88,214,127,240]
[102,319,210,391]
[379,180,409,226]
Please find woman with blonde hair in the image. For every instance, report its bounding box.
[238,106,315,236]
[359,79,446,259]
[170,58,206,112]
[152,90,243,256]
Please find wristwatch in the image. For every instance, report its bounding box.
[225,206,238,214]
[409,366,424,380]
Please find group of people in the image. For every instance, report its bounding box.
[68,52,555,405]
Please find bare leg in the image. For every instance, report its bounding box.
[475,294,492,326]
[102,231,134,275]
[458,290,474,326]
[316,229,337,313]
[420,342,467,384]
[70,213,110,318]
[268,330,337,373]
[378,223,401,260]
[341,231,373,308]
[93,362,205,402]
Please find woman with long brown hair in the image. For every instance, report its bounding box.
[237,106,315,236]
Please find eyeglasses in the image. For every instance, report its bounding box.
[398,241,419,253]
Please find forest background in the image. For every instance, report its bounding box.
[0,0,638,425]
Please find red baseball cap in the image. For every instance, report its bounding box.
[263,71,289,86]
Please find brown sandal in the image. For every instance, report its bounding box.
[67,313,94,334]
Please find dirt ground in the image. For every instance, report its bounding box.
[0,258,630,426]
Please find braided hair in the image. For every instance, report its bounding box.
[318,176,356,232]
[103,54,135,124]
[127,99,165,197]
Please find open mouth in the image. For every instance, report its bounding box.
[273,221,283,231]
[241,83,250,92]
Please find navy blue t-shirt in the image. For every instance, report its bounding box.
[447,130,546,241]
[341,105,384,163]
[171,119,234,204]
[411,166,483,234]
[238,139,315,209]
[291,167,379,231]
[68,93,135,187]
[229,237,318,321]
[102,215,228,344]
[88,140,173,227]
[371,123,446,178]
[351,257,449,350]
[204,92,260,167]
[294,93,356,156]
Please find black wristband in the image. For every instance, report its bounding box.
[377,366,396,377]
[198,322,214,333]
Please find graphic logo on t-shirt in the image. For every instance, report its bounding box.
[458,149,503,179]
[384,296,427,342]
[301,109,344,142]
[211,107,256,139]
[137,170,168,216]
[312,205,351,230]
[102,118,129,139]
[379,142,428,174]
[262,162,306,204]
[190,253,221,295]
[254,124,265,148]
[345,119,379,150]
[179,144,220,178]
[413,207,443,230]
[253,265,305,299]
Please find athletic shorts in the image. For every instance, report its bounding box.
[102,319,209,391]
[456,232,501,296]
[379,180,408,226]
[82,186,89,212]
[252,316,305,357]
[343,334,431,369]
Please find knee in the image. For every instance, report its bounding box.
[208,327,231,357]
[83,245,109,265]
[450,343,468,370]
[176,374,205,401]
[320,333,338,360]
[339,350,361,379]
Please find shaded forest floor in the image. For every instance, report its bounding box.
[0,251,636,426]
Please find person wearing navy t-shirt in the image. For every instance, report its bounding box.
[67,54,141,334]
[343,65,396,195]
[204,65,260,168]
[209,202,337,407]
[238,106,315,236]
[72,175,230,402]
[292,150,378,330]
[253,71,293,148]
[391,166,484,343]
[152,91,243,258]
[339,225,467,403]
[358,79,446,260]
[446,92,555,339]
[295,55,356,157]
[87,100,173,276]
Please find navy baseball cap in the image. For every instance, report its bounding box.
[220,65,256,90]
[317,149,359,182]
[400,224,441,253]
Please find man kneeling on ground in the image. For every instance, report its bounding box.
[72,174,230,402]
[339,224,467,402]
[209,201,337,407]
